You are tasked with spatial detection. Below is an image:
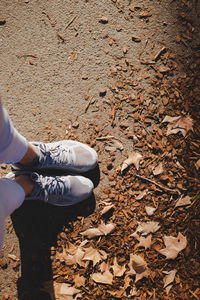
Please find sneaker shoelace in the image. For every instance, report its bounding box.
[32,173,68,200]
[38,143,73,168]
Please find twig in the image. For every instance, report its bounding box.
[96,136,115,141]
[65,15,77,29]
[135,174,180,194]
[17,54,37,59]
[84,98,92,113]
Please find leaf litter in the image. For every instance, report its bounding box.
[31,1,200,299]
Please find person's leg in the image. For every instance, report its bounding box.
[0,97,28,164]
[0,178,25,252]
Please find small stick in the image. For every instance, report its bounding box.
[84,98,91,113]
[96,136,115,141]
[135,174,180,194]
[18,54,37,59]
[65,15,77,29]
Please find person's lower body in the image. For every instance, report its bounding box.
[0,96,98,252]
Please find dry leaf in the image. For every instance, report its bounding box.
[145,206,157,216]
[162,115,193,137]
[163,269,177,288]
[195,159,200,170]
[121,152,143,172]
[123,275,132,289]
[101,204,114,215]
[91,269,113,284]
[42,282,81,300]
[98,221,116,235]
[73,274,86,288]
[175,195,191,208]
[107,289,125,298]
[81,222,115,239]
[159,232,187,259]
[81,228,103,239]
[65,242,78,255]
[128,254,149,282]
[136,221,160,235]
[153,162,163,175]
[99,261,108,273]
[111,257,126,277]
[42,281,77,300]
[138,234,152,249]
[83,246,107,266]
[135,189,148,200]
[59,247,85,267]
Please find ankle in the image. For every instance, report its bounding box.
[14,175,34,196]
[19,143,39,165]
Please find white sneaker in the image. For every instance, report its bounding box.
[13,140,98,173]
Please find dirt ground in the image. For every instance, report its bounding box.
[0,0,199,299]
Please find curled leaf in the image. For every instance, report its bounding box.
[98,221,116,235]
[163,269,177,288]
[121,152,143,172]
[128,254,149,282]
[83,246,107,266]
[135,189,148,200]
[81,228,103,239]
[101,204,114,216]
[145,206,157,216]
[91,269,113,284]
[153,162,163,176]
[136,221,160,235]
[80,222,115,239]
[159,232,187,259]
[162,115,193,137]
[175,195,191,208]
[138,234,152,249]
[111,257,126,277]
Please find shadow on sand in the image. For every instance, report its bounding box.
[11,165,100,300]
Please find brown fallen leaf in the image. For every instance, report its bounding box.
[135,221,160,235]
[101,204,114,215]
[73,274,86,288]
[145,206,157,216]
[138,234,152,249]
[159,232,187,259]
[80,228,103,239]
[43,281,81,300]
[98,221,116,235]
[81,222,115,239]
[135,189,148,200]
[162,115,193,137]
[91,269,113,284]
[107,289,125,298]
[111,257,126,277]
[195,159,200,170]
[83,246,107,266]
[121,152,143,172]
[163,269,177,294]
[175,195,191,208]
[153,162,164,176]
[128,254,149,282]
[58,247,85,267]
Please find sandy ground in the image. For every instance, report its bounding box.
[0,0,199,299]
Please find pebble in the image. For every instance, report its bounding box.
[99,16,108,24]
[72,121,79,128]
[99,88,107,97]
[0,18,6,25]
[122,46,128,54]
[0,258,8,269]
[132,35,141,42]
[82,74,88,80]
